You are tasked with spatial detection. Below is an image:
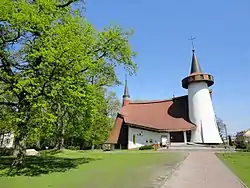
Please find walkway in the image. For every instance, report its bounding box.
[162,151,245,188]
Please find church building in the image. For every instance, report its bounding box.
[106,49,223,149]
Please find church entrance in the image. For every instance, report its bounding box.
[161,135,168,147]
[170,131,184,142]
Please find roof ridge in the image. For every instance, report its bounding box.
[130,95,187,104]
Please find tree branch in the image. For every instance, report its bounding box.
[0,101,17,107]
[0,51,14,76]
[86,38,113,55]
[1,31,21,44]
[56,0,76,8]
[76,51,107,75]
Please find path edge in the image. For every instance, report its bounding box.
[215,152,248,188]
[157,152,190,188]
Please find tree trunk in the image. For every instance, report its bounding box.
[54,104,67,150]
[55,122,65,150]
[36,139,41,150]
[0,132,5,147]
[12,136,26,167]
[57,135,64,150]
[79,139,84,150]
[224,124,228,145]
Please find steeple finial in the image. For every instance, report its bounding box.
[188,36,196,52]
[188,37,202,74]
[123,74,130,99]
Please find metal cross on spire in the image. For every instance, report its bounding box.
[188,36,196,51]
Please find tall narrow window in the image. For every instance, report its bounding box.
[133,134,136,144]
[6,138,10,144]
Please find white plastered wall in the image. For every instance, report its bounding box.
[188,82,222,143]
[128,127,169,149]
[0,133,14,148]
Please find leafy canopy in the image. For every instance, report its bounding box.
[0,0,136,156]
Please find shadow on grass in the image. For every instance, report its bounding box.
[0,156,99,177]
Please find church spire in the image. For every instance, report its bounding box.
[123,75,130,99]
[181,39,214,89]
[190,50,202,74]
[122,75,130,106]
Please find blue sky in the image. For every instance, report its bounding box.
[85,0,250,134]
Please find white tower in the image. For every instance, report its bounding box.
[181,49,222,144]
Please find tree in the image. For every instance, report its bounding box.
[64,86,116,149]
[228,135,233,146]
[0,105,15,147]
[105,90,121,119]
[0,0,137,166]
[234,131,246,149]
[216,117,227,144]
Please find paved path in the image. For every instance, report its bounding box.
[162,151,245,188]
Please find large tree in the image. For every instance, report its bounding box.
[0,0,137,166]
[216,117,228,144]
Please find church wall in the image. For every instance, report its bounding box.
[128,126,169,149]
[0,133,14,148]
[188,82,222,143]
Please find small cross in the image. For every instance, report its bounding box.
[188,36,196,51]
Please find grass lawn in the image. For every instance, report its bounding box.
[0,150,186,188]
[217,152,250,187]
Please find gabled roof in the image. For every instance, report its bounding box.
[106,95,195,144]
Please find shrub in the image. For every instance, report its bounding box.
[66,146,80,150]
[238,146,250,152]
[139,145,154,150]
[235,132,247,149]
[0,148,14,156]
[246,143,250,152]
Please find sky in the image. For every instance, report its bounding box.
[85,0,250,134]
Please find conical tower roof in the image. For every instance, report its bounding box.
[123,75,130,99]
[190,50,202,74]
[182,49,214,89]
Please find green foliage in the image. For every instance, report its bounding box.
[0,148,14,156]
[65,146,80,150]
[0,0,137,164]
[235,132,247,149]
[235,143,250,152]
[105,90,121,119]
[138,145,154,150]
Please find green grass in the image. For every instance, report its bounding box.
[217,152,250,187]
[0,150,186,188]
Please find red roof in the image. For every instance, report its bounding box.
[106,95,195,144]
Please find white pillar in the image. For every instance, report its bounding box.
[167,132,171,145]
[183,131,187,144]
